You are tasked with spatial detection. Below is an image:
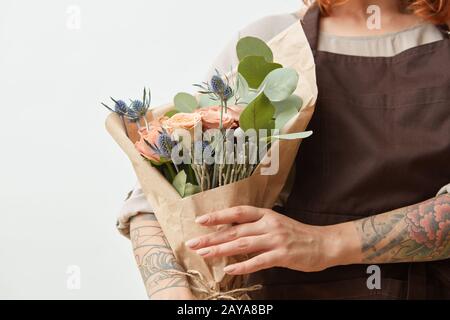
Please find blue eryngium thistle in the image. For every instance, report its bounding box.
[194,141,214,158]
[130,100,144,114]
[193,70,234,130]
[144,129,175,161]
[129,100,146,124]
[102,98,128,116]
[157,133,174,159]
[223,86,233,101]
[210,75,226,94]
[114,100,128,114]
[193,70,234,104]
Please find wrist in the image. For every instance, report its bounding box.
[321,222,361,268]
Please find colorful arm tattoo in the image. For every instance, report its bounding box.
[355,194,450,263]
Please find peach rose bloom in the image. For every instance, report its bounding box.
[164,113,202,145]
[149,116,168,129]
[135,118,166,162]
[164,113,202,131]
[196,105,242,130]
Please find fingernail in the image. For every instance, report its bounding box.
[224,265,236,274]
[195,215,209,224]
[197,248,210,256]
[185,239,200,248]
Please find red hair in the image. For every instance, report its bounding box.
[306,0,450,24]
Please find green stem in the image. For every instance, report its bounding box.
[164,163,177,182]
[219,99,224,130]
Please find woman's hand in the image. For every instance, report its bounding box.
[185,206,343,275]
[185,194,450,274]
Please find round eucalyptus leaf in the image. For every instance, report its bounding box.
[238,56,282,89]
[263,68,299,102]
[236,36,274,62]
[239,90,258,105]
[239,93,275,132]
[273,95,303,116]
[198,94,218,108]
[275,105,298,129]
[174,92,198,113]
[236,73,249,100]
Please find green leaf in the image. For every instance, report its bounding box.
[236,36,274,62]
[273,95,303,115]
[275,105,298,129]
[263,68,299,102]
[172,170,187,197]
[198,94,218,108]
[239,93,275,132]
[261,131,313,143]
[165,110,179,117]
[184,183,201,197]
[239,90,258,105]
[273,95,303,129]
[174,92,198,113]
[236,73,249,100]
[238,56,282,89]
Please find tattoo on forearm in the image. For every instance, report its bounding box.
[355,194,450,263]
[130,213,189,298]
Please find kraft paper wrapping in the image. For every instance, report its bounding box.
[106,21,317,299]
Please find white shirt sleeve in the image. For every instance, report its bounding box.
[117,13,300,234]
[438,184,450,196]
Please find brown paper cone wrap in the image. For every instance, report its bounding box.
[106,22,317,299]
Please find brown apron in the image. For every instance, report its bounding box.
[249,6,450,300]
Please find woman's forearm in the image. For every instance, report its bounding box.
[130,213,194,299]
[328,193,450,266]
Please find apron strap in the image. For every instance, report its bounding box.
[301,4,321,54]
[437,24,450,39]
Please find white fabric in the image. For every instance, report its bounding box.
[117,13,449,233]
[318,23,444,57]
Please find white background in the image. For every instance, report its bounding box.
[0,0,301,299]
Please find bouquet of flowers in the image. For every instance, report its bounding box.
[105,22,317,299]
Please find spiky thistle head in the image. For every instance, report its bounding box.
[194,141,214,157]
[194,70,234,105]
[210,75,227,94]
[130,100,145,114]
[157,132,175,159]
[114,100,128,115]
[223,86,233,101]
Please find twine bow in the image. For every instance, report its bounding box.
[167,270,262,300]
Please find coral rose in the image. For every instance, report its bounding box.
[164,113,202,131]
[196,105,242,130]
[135,116,167,162]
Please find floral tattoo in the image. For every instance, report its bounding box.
[356,194,450,263]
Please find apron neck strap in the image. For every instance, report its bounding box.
[437,24,450,39]
[301,4,321,54]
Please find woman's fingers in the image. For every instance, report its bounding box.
[195,206,265,226]
[195,235,272,259]
[223,251,279,275]
[185,222,263,249]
